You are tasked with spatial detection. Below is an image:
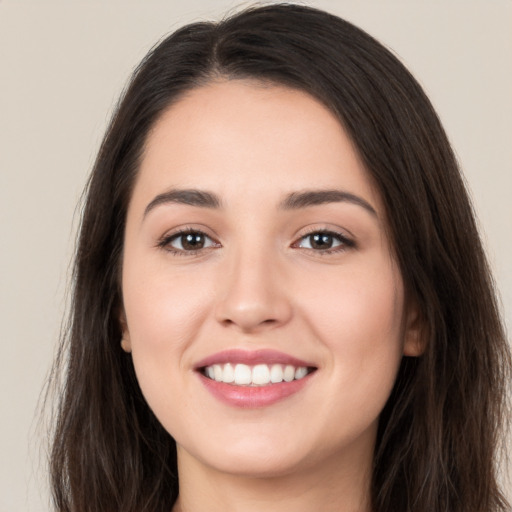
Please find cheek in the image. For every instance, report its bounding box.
[121,261,217,424]
[301,259,403,338]
[123,258,214,351]
[121,254,218,411]
[297,260,405,395]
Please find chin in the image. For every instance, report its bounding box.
[178,429,316,478]
[210,450,309,479]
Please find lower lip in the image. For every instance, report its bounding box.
[198,373,314,408]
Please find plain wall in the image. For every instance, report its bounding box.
[1,1,511,510]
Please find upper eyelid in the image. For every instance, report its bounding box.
[298,229,348,240]
[164,230,219,245]
[293,230,354,248]
[161,225,219,241]
[296,224,354,239]
[155,227,217,252]
[157,230,220,256]
[159,226,353,242]
[161,226,350,239]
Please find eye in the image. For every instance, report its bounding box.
[294,230,354,253]
[159,229,219,254]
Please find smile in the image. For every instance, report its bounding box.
[195,349,317,408]
[202,363,314,386]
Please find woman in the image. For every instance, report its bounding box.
[48,4,511,511]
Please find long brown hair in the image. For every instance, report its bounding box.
[48,4,511,511]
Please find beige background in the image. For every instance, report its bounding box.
[1,1,511,510]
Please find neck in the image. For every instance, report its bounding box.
[173,443,373,512]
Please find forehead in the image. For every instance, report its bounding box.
[134,79,382,213]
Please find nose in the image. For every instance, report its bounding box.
[214,247,293,333]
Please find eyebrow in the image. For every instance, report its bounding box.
[143,187,377,218]
[144,189,222,218]
[280,190,377,216]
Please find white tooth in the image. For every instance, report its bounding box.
[252,364,270,385]
[206,366,215,379]
[270,364,284,383]
[234,364,252,385]
[213,364,223,382]
[222,363,235,383]
[284,365,295,382]
[295,367,308,380]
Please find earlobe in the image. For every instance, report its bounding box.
[121,336,132,353]
[119,310,132,353]
[402,303,426,357]
[403,333,425,357]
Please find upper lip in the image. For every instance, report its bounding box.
[194,349,316,370]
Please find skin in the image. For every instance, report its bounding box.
[120,80,422,512]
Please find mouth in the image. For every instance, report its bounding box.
[194,349,317,408]
[200,363,315,386]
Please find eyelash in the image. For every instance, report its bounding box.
[156,227,219,257]
[157,228,355,256]
[293,228,356,255]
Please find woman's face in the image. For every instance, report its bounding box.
[121,80,420,479]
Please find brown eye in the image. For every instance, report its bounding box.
[295,231,353,252]
[166,231,217,252]
[308,233,335,250]
[180,233,206,250]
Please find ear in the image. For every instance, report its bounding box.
[402,301,426,357]
[119,309,132,353]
